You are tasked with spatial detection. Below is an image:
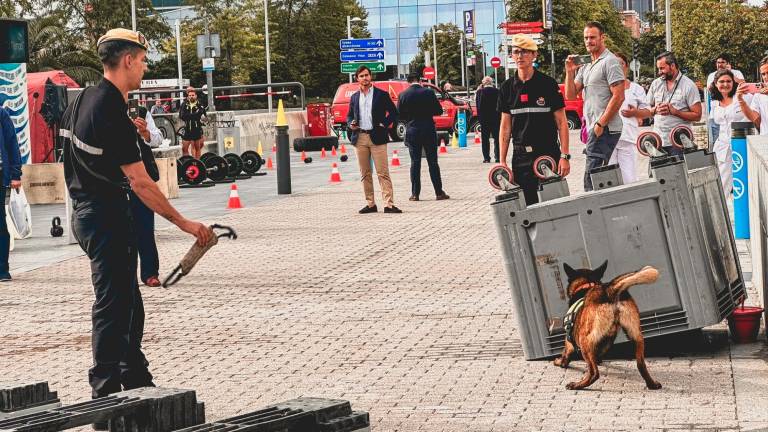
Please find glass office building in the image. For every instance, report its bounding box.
[359,0,507,68]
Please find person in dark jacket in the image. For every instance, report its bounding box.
[0,107,23,281]
[130,104,163,287]
[179,87,206,159]
[476,76,502,163]
[346,65,401,214]
[397,73,450,201]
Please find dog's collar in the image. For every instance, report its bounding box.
[568,282,596,306]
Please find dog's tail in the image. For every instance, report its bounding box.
[606,266,659,301]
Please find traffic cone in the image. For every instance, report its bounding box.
[439,140,448,154]
[391,150,401,167]
[331,145,337,156]
[329,162,342,183]
[301,150,307,161]
[321,147,327,159]
[474,133,481,145]
[451,132,459,149]
[226,183,243,209]
[267,157,274,170]
[257,141,264,155]
[340,143,347,154]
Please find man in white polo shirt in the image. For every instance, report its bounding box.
[737,55,768,135]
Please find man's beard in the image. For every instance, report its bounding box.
[660,72,674,81]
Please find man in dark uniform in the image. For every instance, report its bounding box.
[498,34,571,205]
[397,72,450,201]
[476,76,501,163]
[179,87,206,159]
[58,28,210,406]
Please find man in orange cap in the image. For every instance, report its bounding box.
[58,28,211,411]
[497,34,571,205]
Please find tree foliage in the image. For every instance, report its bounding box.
[638,0,768,82]
[408,23,484,89]
[507,0,632,81]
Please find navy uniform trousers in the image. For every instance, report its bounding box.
[72,195,154,398]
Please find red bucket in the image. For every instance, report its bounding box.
[727,305,764,344]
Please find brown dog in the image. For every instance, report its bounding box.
[554,261,662,391]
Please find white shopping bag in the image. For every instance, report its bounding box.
[7,186,32,239]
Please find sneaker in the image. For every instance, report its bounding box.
[409,195,419,201]
[359,205,378,214]
[144,276,161,287]
[436,192,450,201]
[0,273,12,282]
[384,206,402,213]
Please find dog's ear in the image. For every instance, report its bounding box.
[563,262,576,279]
[592,260,609,281]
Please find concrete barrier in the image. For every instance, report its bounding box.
[238,111,307,153]
[747,135,768,322]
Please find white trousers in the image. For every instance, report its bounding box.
[608,139,638,184]
[713,138,732,195]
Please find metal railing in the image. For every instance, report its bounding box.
[128,81,306,111]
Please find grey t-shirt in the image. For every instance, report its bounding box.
[575,48,625,132]
[646,73,701,147]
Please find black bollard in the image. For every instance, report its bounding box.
[276,105,291,194]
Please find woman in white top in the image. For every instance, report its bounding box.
[710,69,750,195]
[609,52,648,184]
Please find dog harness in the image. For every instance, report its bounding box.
[563,282,596,347]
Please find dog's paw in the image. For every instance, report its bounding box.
[646,380,662,390]
[565,382,581,390]
[553,358,569,368]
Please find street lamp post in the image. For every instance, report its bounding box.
[396,22,401,79]
[665,0,671,50]
[264,0,273,112]
[131,0,136,31]
[347,16,363,83]
[432,26,439,85]
[460,32,466,94]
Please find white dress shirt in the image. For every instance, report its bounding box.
[358,88,374,130]
[144,111,164,148]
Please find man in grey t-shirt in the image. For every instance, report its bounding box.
[565,21,625,191]
[625,51,702,155]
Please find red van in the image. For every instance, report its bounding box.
[558,84,584,130]
[332,81,478,141]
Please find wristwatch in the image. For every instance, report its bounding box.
[561,153,571,160]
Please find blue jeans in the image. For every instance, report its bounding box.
[0,185,9,276]
[584,129,621,191]
[129,191,159,282]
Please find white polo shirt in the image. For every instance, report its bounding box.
[748,93,768,135]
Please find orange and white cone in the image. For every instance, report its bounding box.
[474,133,481,145]
[331,146,337,156]
[391,150,401,167]
[329,162,342,183]
[267,157,274,170]
[301,150,307,161]
[439,140,448,154]
[321,147,327,159]
[340,143,347,154]
[227,183,243,209]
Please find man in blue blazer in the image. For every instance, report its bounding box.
[346,65,402,214]
[0,106,23,281]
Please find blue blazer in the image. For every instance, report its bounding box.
[0,108,22,187]
[346,86,398,145]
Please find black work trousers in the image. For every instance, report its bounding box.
[480,121,500,162]
[512,150,559,206]
[72,196,154,398]
[405,122,444,197]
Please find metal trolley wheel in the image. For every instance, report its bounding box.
[488,164,514,190]
[636,131,662,157]
[669,125,694,149]
[533,155,557,179]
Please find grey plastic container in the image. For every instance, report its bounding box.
[491,156,744,360]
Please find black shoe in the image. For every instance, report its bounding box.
[359,205,378,214]
[482,159,491,163]
[0,273,11,282]
[409,195,419,201]
[436,192,450,200]
[495,159,500,163]
[384,206,402,213]
[92,422,109,431]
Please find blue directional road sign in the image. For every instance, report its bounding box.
[340,38,385,50]
[340,50,385,62]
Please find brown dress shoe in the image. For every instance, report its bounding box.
[384,206,403,213]
[436,192,450,200]
[359,205,378,214]
[409,195,419,201]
